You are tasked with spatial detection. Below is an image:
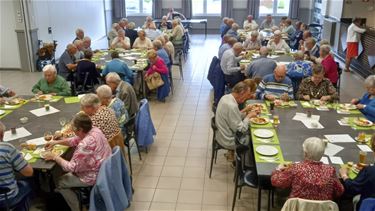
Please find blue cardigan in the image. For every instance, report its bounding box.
[358,93,375,122]
[136,99,156,147]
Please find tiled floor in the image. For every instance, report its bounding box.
[0,34,366,211]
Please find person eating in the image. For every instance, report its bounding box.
[271,137,344,200]
[246,46,276,79]
[243,15,258,31]
[43,113,111,211]
[351,75,375,122]
[0,85,16,104]
[267,30,290,52]
[32,64,71,96]
[220,42,246,87]
[242,31,261,51]
[143,16,157,30]
[101,51,134,85]
[297,63,338,102]
[111,30,131,50]
[170,19,184,45]
[132,30,153,50]
[260,14,275,30]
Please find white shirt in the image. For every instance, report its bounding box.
[220,49,242,75]
[347,23,366,43]
[111,37,130,49]
[267,39,290,52]
[132,37,153,50]
[243,20,258,31]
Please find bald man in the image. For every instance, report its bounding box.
[243,15,258,31]
[256,64,294,101]
[58,44,77,80]
[246,46,277,78]
[220,42,245,87]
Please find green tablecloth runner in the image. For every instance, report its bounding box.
[0,110,13,120]
[21,145,69,164]
[336,104,362,114]
[348,117,375,130]
[251,128,280,144]
[0,100,29,110]
[340,164,359,180]
[253,144,285,163]
[64,97,80,104]
[265,100,297,108]
[299,101,336,109]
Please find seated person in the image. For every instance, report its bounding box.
[220,42,246,87]
[125,22,138,48]
[166,8,186,20]
[286,51,313,92]
[260,14,275,30]
[0,85,16,104]
[132,30,153,50]
[58,44,78,80]
[351,75,375,122]
[102,51,133,85]
[43,113,112,211]
[282,19,295,40]
[339,134,375,210]
[299,30,313,50]
[319,45,338,86]
[143,16,157,30]
[226,23,240,40]
[108,23,121,45]
[290,21,303,50]
[153,40,171,68]
[267,30,290,52]
[118,18,128,30]
[303,37,320,58]
[297,64,338,102]
[96,85,129,129]
[215,81,258,155]
[221,18,234,38]
[0,122,33,208]
[73,40,84,60]
[111,30,131,50]
[246,46,277,79]
[73,28,84,43]
[218,36,237,60]
[271,137,344,200]
[106,73,139,117]
[242,31,261,51]
[158,16,172,30]
[170,19,184,45]
[279,16,287,31]
[32,64,71,96]
[256,64,294,101]
[220,17,229,36]
[162,34,175,63]
[75,50,100,87]
[82,36,92,51]
[243,15,258,31]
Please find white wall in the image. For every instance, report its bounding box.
[30,0,108,57]
[0,0,21,69]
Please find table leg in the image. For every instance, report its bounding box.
[205,22,207,38]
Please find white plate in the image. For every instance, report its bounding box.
[256,145,279,156]
[340,104,356,110]
[0,110,5,115]
[253,129,274,139]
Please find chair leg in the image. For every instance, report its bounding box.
[214,149,218,164]
[238,186,242,199]
[209,148,215,178]
[231,172,239,211]
[127,143,133,175]
[267,189,271,211]
[178,54,183,80]
[135,139,142,160]
[257,188,262,211]
[271,189,275,208]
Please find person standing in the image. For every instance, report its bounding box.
[345,18,366,72]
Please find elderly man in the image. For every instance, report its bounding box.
[119,18,128,30]
[303,37,320,58]
[215,82,259,158]
[58,44,77,80]
[243,31,261,50]
[158,16,172,30]
[108,23,121,44]
[260,14,275,30]
[132,30,153,50]
[143,16,157,30]
[0,85,16,98]
[125,22,138,48]
[299,31,313,50]
[267,30,290,52]
[32,64,71,96]
[153,40,170,68]
[43,113,111,211]
[106,72,138,117]
[319,45,338,86]
[0,122,33,208]
[73,40,84,60]
[256,64,294,101]
[282,19,295,40]
[73,28,84,43]
[247,47,277,79]
[226,23,240,40]
[111,30,130,50]
[220,42,246,87]
[218,36,237,60]
[82,36,92,51]
[102,51,133,85]
[243,15,258,31]
[220,17,229,36]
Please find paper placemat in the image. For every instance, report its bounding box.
[64,97,80,104]
[251,128,280,145]
[30,106,60,117]
[253,144,284,163]
[0,110,13,120]
[3,127,32,142]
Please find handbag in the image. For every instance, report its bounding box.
[145,72,164,90]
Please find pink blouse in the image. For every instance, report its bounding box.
[146,57,168,76]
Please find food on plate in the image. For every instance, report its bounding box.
[354,118,373,127]
[53,131,63,140]
[340,103,356,110]
[250,117,269,125]
[249,103,265,111]
[5,97,25,105]
[20,143,37,150]
[61,124,75,138]
[311,100,326,106]
[40,148,64,159]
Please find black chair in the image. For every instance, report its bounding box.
[335,62,343,98]
[72,186,93,211]
[209,116,226,178]
[168,63,174,95]
[173,44,184,80]
[0,186,30,211]
[123,114,142,175]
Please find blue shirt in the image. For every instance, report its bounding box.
[0,142,28,201]
[102,59,134,85]
[247,56,277,79]
[358,93,375,122]
[157,49,170,67]
[286,60,313,80]
[256,74,294,100]
[218,43,231,60]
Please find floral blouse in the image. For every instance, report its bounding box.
[90,106,120,141]
[271,160,344,200]
[297,77,338,101]
[108,97,129,128]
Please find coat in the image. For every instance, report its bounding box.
[136,99,156,147]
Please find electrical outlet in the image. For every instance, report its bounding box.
[48,27,52,34]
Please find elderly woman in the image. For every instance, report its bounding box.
[163,34,175,63]
[282,19,295,40]
[243,31,261,50]
[110,30,130,50]
[43,113,111,211]
[170,19,184,45]
[108,23,121,44]
[146,50,170,102]
[271,137,344,200]
[319,45,338,86]
[297,64,338,102]
[153,40,171,68]
[351,75,375,122]
[96,85,129,129]
[143,16,157,30]
[158,15,172,30]
[226,23,240,40]
[75,50,100,87]
[267,30,290,52]
[132,30,153,50]
[32,64,71,96]
[339,134,375,210]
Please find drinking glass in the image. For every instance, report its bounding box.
[358,132,366,142]
[359,151,367,164]
[273,115,280,125]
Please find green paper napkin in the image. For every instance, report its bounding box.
[340,164,359,180]
[253,144,285,163]
[64,97,80,104]
[0,110,13,120]
[251,128,280,144]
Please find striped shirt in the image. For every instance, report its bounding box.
[256,74,294,100]
[0,142,28,201]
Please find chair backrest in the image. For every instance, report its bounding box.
[281,198,339,211]
[124,114,136,135]
[359,198,375,211]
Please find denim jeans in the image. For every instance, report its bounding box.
[0,181,31,211]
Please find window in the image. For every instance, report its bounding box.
[126,0,152,16]
[259,0,290,16]
[192,0,221,16]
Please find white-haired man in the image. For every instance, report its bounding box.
[73,28,84,43]
[220,42,246,87]
[32,64,71,96]
[58,44,77,80]
[82,36,92,51]
[0,85,16,104]
[111,30,131,50]
[243,15,258,31]
[105,72,138,117]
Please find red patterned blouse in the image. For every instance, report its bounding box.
[271,160,344,200]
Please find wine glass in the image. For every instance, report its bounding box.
[59,117,67,127]
[44,131,53,142]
